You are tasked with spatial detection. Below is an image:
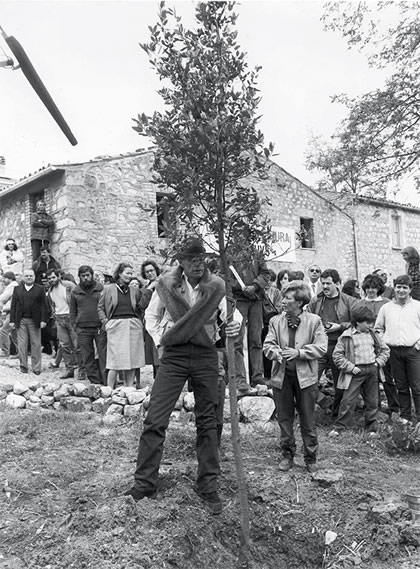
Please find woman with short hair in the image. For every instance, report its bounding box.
[98,262,152,388]
[359,274,389,318]
[263,281,327,473]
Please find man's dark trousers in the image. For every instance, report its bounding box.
[77,327,107,384]
[234,298,264,388]
[134,343,219,493]
[318,341,343,419]
[389,345,420,421]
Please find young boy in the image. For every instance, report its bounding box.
[330,305,390,435]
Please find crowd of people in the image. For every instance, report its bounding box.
[1,235,419,514]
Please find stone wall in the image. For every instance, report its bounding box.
[0,193,27,268]
[51,152,162,275]
[2,152,420,284]
[258,165,356,280]
[354,202,408,282]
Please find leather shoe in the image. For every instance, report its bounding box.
[60,370,74,379]
[124,487,157,501]
[33,371,41,376]
[20,366,28,374]
[306,462,318,474]
[194,488,223,515]
[278,458,294,471]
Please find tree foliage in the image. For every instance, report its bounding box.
[133,2,274,555]
[133,1,273,262]
[307,1,420,197]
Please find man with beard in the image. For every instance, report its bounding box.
[46,268,83,380]
[70,266,107,384]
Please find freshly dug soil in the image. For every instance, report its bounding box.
[1,402,419,569]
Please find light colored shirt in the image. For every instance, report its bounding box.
[375,298,420,347]
[308,280,320,298]
[0,281,18,307]
[49,283,69,315]
[145,274,242,348]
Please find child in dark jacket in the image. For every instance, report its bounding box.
[331,305,390,435]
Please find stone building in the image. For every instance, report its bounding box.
[0,149,415,282]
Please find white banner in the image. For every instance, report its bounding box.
[269,226,296,263]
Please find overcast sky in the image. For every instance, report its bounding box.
[1,0,415,204]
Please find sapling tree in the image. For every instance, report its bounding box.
[133,1,273,560]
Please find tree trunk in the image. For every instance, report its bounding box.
[222,268,251,560]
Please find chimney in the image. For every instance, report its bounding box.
[0,156,5,178]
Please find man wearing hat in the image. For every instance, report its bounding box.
[0,271,19,357]
[125,238,242,514]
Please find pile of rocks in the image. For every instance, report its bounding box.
[0,379,279,424]
[0,380,156,417]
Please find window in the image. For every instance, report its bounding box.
[299,217,315,249]
[156,193,175,238]
[391,213,402,249]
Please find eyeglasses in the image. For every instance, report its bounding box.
[309,268,320,273]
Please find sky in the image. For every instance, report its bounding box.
[1,0,415,204]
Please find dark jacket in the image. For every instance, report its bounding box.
[70,281,104,328]
[31,211,54,241]
[307,291,356,333]
[231,259,271,301]
[32,255,61,284]
[10,283,48,328]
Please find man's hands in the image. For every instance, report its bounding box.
[242,285,257,299]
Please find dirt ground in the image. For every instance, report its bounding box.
[1,357,420,569]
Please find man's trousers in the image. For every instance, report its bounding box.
[389,345,420,422]
[76,327,107,384]
[17,318,41,372]
[55,314,82,372]
[134,343,220,494]
[234,299,264,388]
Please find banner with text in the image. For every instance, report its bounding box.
[270,226,296,263]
